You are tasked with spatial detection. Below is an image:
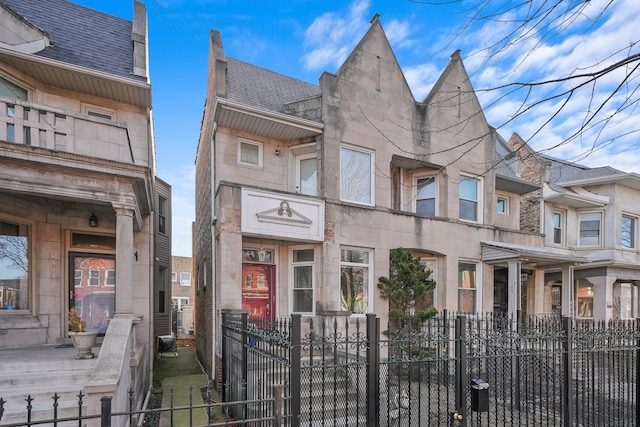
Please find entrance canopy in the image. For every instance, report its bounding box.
[481,241,588,269]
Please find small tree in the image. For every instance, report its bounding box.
[377,248,437,325]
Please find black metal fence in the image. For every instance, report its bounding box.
[221,311,640,427]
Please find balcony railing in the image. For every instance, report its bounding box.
[0,96,134,164]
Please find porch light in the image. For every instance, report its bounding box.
[89,212,98,227]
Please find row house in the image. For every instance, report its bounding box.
[512,135,640,320]
[0,0,162,421]
[194,15,593,380]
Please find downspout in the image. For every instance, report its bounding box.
[210,121,217,379]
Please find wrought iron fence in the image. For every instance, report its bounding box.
[221,311,640,427]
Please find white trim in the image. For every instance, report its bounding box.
[339,246,374,315]
[459,174,483,223]
[340,144,375,206]
[290,246,315,315]
[238,138,263,168]
[413,173,437,215]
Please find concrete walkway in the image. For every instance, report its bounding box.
[155,344,210,427]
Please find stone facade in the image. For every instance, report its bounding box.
[0,0,159,416]
[193,16,571,384]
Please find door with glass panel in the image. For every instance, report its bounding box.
[69,253,115,335]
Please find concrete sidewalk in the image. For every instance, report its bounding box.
[155,344,210,427]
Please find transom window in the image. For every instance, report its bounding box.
[579,212,601,246]
[340,248,372,315]
[340,145,374,205]
[238,139,263,167]
[416,177,436,216]
[622,215,635,249]
[292,248,314,313]
[459,176,480,222]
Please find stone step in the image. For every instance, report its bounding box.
[0,369,94,389]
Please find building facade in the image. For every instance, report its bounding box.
[194,16,599,381]
[171,255,194,337]
[0,0,158,419]
[511,135,640,320]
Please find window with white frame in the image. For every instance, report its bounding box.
[82,103,115,121]
[496,197,508,214]
[340,145,374,205]
[459,176,481,222]
[340,248,372,314]
[291,143,318,196]
[105,270,115,286]
[172,297,190,310]
[553,211,564,244]
[89,270,100,286]
[416,176,436,216]
[171,272,177,282]
[622,214,636,249]
[159,267,167,314]
[420,258,437,310]
[579,212,601,246]
[238,139,263,167]
[292,248,314,313]
[458,262,477,313]
[180,272,191,286]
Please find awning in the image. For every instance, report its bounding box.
[481,240,588,269]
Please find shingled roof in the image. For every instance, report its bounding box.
[1,0,145,82]
[225,57,320,113]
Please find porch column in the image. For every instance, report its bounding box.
[114,204,135,316]
[507,261,521,320]
[561,266,574,317]
[586,275,616,320]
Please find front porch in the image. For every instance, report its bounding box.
[0,317,146,427]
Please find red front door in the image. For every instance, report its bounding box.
[241,263,275,320]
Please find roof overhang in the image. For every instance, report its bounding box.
[558,173,640,191]
[481,240,588,269]
[496,175,540,195]
[542,183,608,208]
[0,47,151,109]
[214,97,323,141]
[390,154,442,171]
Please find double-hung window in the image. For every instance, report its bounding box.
[622,215,636,249]
[459,176,480,222]
[458,262,477,313]
[340,248,372,314]
[292,248,314,313]
[340,145,374,205]
[553,211,563,244]
[416,176,436,216]
[579,212,601,246]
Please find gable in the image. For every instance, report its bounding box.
[0,3,50,54]
[334,14,414,102]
